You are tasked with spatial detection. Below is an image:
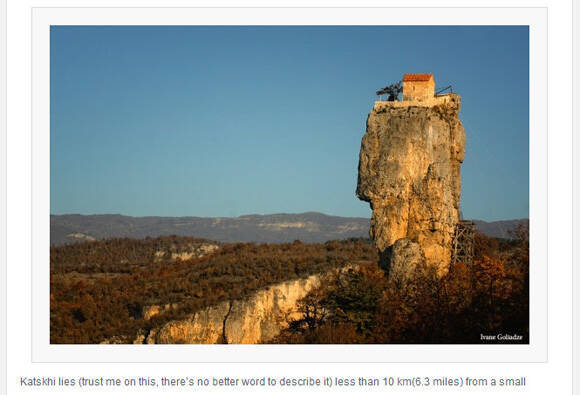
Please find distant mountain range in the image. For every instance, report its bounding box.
[50,213,528,246]
[471,218,528,239]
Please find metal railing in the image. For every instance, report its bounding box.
[435,85,453,96]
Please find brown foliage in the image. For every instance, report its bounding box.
[50,236,378,343]
[273,233,529,344]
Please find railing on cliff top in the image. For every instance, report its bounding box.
[435,85,453,96]
[374,85,454,102]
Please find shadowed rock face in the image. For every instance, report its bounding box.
[356,94,465,277]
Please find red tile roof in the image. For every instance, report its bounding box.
[403,73,433,82]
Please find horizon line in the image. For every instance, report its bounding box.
[49,211,529,223]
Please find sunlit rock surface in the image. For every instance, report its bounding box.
[357,94,465,277]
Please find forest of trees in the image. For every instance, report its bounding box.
[271,225,529,344]
[50,236,377,343]
[51,226,528,344]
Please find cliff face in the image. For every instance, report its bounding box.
[356,94,465,277]
[140,274,323,344]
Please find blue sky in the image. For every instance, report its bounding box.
[50,26,529,221]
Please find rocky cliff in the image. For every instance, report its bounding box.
[356,94,465,277]
[137,273,325,344]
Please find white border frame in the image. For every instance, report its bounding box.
[0,0,7,390]
[32,7,547,363]
[573,0,579,392]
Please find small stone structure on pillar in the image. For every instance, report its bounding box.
[402,73,435,102]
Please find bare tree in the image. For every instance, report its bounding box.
[376,81,403,101]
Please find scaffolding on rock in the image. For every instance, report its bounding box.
[451,220,475,266]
